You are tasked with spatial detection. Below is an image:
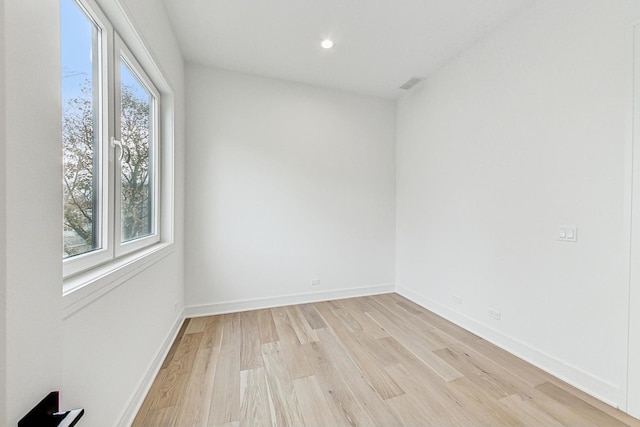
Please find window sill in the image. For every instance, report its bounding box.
[63,242,174,319]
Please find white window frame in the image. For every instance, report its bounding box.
[114,35,161,257]
[62,0,114,277]
[62,0,174,291]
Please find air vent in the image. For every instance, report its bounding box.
[399,76,425,90]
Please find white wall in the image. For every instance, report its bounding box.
[2,0,185,425]
[396,0,640,410]
[4,1,64,424]
[0,0,7,419]
[627,24,640,418]
[185,66,396,312]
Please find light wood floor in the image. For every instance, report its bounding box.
[132,293,640,426]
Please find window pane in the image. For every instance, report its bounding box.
[61,0,101,258]
[120,60,154,242]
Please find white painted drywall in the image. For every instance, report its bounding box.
[0,0,7,419]
[185,66,396,310]
[627,24,640,419]
[396,0,640,409]
[4,0,64,424]
[2,0,184,425]
[59,0,186,426]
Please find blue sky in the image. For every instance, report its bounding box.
[61,0,93,101]
[61,0,149,103]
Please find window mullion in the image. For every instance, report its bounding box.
[100,5,114,259]
[111,30,122,259]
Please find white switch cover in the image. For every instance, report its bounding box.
[558,226,578,242]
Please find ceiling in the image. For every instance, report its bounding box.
[162,0,536,99]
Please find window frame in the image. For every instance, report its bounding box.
[62,0,114,276]
[114,35,161,257]
[61,0,172,285]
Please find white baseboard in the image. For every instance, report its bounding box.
[396,285,624,409]
[117,312,186,427]
[184,283,396,318]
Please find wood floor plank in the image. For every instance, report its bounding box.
[293,375,344,427]
[428,330,598,427]
[468,337,554,387]
[386,295,484,351]
[256,309,279,344]
[513,390,603,427]
[499,393,566,426]
[415,308,484,345]
[175,347,219,427]
[380,342,484,426]
[285,305,319,344]
[315,328,404,425]
[270,307,313,379]
[433,346,519,399]
[365,295,444,350]
[447,376,527,426]
[239,367,272,427]
[546,377,640,426]
[314,302,405,399]
[200,315,223,350]
[302,339,378,426]
[385,393,440,427]
[339,297,390,339]
[366,309,464,381]
[427,332,555,404]
[139,405,179,427]
[323,299,345,309]
[389,293,484,347]
[261,341,305,426]
[208,314,241,426]
[240,310,263,370]
[372,294,430,318]
[135,294,640,427]
[161,319,190,369]
[154,332,203,410]
[186,316,208,334]
[384,363,480,426]
[131,368,168,427]
[315,302,392,363]
[378,323,601,427]
[332,307,364,333]
[298,303,328,329]
[537,381,629,427]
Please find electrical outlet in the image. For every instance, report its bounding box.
[453,295,463,304]
[558,226,578,242]
[311,279,320,286]
[488,309,501,320]
[174,301,179,312]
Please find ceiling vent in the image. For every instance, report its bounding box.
[399,76,425,91]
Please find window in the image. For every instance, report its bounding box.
[61,0,103,261]
[61,0,166,278]
[115,40,160,256]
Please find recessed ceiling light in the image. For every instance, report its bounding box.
[321,39,334,49]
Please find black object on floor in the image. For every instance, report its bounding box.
[18,391,84,427]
